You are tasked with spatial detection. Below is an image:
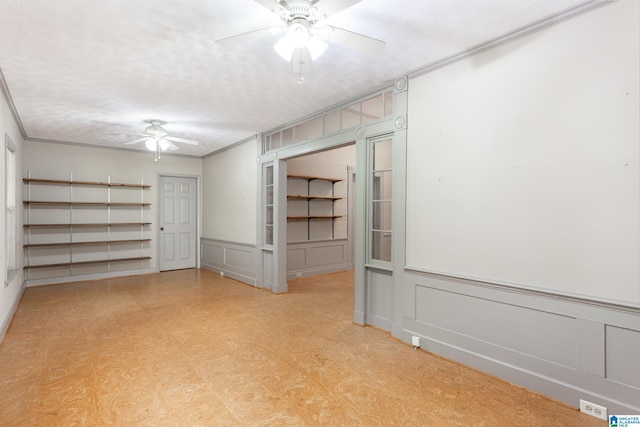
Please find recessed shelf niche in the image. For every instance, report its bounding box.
[287,174,348,242]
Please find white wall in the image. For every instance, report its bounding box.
[201,138,257,245]
[406,1,639,306]
[22,140,203,273]
[0,87,25,339]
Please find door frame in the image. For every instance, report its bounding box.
[156,173,202,272]
[257,77,408,333]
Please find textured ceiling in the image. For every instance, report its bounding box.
[0,0,589,157]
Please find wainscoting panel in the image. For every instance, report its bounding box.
[200,238,257,286]
[287,239,351,279]
[415,285,578,369]
[367,268,393,331]
[605,325,640,388]
[403,269,640,414]
[262,250,273,290]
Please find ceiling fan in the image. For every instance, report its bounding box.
[125,120,198,159]
[216,0,385,75]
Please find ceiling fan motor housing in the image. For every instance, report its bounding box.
[146,122,168,139]
[282,1,324,23]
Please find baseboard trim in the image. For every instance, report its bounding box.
[25,268,157,287]
[0,280,26,345]
[287,263,352,279]
[401,268,640,414]
[200,263,257,287]
[413,332,640,414]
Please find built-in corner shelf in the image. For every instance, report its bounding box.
[23,176,153,278]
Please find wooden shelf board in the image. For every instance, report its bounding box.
[23,178,151,189]
[24,201,151,206]
[24,239,152,248]
[287,195,343,200]
[24,223,152,228]
[24,256,152,270]
[287,216,345,220]
[287,174,344,183]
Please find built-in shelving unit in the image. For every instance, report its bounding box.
[287,174,347,241]
[23,176,152,281]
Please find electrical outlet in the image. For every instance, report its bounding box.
[411,336,421,347]
[579,399,608,420]
[296,272,302,277]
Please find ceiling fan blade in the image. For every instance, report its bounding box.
[165,141,180,151]
[320,25,385,55]
[254,0,288,15]
[166,136,199,146]
[216,26,285,47]
[314,0,361,19]
[124,137,147,146]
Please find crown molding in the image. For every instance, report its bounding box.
[408,0,616,79]
[25,137,201,159]
[0,66,27,139]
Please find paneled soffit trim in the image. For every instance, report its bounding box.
[262,83,394,138]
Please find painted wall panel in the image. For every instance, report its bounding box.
[406,1,640,306]
[308,244,344,265]
[415,285,578,368]
[287,248,306,270]
[225,247,254,272]
[202,243,223,265]
[605,326,640,388]
[368,270,393,328]
[200,238,257,287]
[201,139,257,245]
[405,269,640,413]
[286,240,351,278]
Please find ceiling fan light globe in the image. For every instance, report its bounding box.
[158,139,170,151]
[274,37,294,61]
[307,36,328,60]
[145,139,157,151]
[287,21,309,49]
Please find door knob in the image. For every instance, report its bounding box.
[160,227,164,231]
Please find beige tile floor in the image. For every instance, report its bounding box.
[0,269,605,426]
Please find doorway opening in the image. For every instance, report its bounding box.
[284,143,356,288]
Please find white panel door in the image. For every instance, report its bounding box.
[159,176,197,271]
